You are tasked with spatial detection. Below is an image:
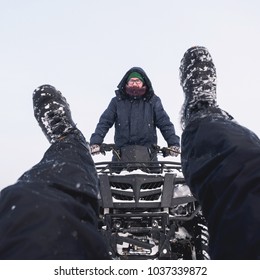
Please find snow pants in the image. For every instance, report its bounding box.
[0,135,110,259]
[181,116,260,259]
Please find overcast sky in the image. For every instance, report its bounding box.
[1,0,260,189]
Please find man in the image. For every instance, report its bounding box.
[0,85,110,259]
[179,46,260,259]
[90,67,180,160]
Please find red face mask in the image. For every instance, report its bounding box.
[125,85,147,96]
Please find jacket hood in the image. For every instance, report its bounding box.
[116,67,155,100]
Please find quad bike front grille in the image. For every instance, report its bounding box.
[99,173,180,209]
[110,180,163,201]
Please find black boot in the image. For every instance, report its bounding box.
[179,46,232,128]
[33,85,84,144]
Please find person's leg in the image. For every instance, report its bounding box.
[0,85,110,259]
[182,115,260,259]
[180,47,260,259]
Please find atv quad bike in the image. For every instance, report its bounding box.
[95,144,209,260]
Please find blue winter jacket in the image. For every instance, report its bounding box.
[90,67,180,149]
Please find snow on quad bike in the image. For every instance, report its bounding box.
[94,144,210,260]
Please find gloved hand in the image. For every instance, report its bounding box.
[169,146,180,157]
[90,144,101,155]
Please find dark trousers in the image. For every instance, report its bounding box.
[181,116,260,259]
[0,135,110,259]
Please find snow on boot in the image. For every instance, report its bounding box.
[33,84,77,143]
[179,46,232,128]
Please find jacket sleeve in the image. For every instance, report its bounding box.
[154,96,180,147]
[90,98,117,145]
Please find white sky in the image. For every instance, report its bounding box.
[1,0,260,189]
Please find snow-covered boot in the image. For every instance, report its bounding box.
[179,46,232,128]
[33,85,82,143]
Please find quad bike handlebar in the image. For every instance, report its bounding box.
[99,143,180,157]
[95,143,182,174]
